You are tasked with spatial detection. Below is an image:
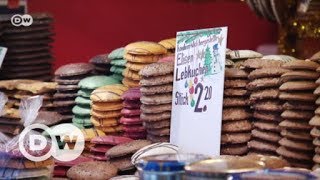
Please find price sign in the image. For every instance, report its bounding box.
[170,27,227,156]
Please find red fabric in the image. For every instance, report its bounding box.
[28,0,277,69]
[7,0,20,9]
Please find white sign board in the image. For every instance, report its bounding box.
[170,27,227,156]
[0,47,7,68]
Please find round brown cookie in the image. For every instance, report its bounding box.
[248,139,278,152]
[124,53,163,63]
[140,74,173,86]
[311,127,320,138]
[281,129,312,141]
[140,104,171,114]
[57,85,79,92]
[140,94,172,105]
[248,68,289,80]
[66,161,117,180]
[281,71,320,83]
[140,112,171,122]
[313,138,320,147]
[282,60,319,71]
[106,140,152,159]
[122,68,141,81]
[280,81,317,91]
[146,134,170,143]
[281,110,314,120]
[122,78,140,88]
[3,31,53,40]
[309,115,320,127]
[224,79,248,88]
[224,68,248,79]
[140,84,173,95]
[224,89,248,97]
[126,62,149,72]
[109,157,135,172]
[279,138,313,151]
[279,120,312,130]
[253,121,280,132]
[252,100,283,112]
[147,127,170,136]
[242,59,283,69]
[13,92,53,100]
[253,111,282,121]
[222,108,252,121]
[53,100,76,107]
[53,92,78,99]
[283,101,316,111]
[223,97,248,107]
[222,120,252,133]
[54,63,94,77]
[143,120,170,129]
[247,78,280,90]
[139,62,174,77]
[220,143,248,155]
[249,89,279,101]
[92,102,123,111]
[277,146,313,161]
[221,132,251,144]
[91,109,121,119]
[251,129,281,143]
[279,92,317,102]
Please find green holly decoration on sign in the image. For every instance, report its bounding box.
[204,46,213,76]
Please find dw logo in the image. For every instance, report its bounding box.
[11,14,33,27]
[19,123,85,162]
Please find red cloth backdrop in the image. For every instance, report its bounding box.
[28,0,277,69]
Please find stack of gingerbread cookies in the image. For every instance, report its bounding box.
[89,136,132,161]
[221,68,251,156]
[120,88,146,139]
[278,60,319,169]
[90,84,128,135]
[311,60,320,170]
[139,62,174,143]
[0,13,54,81]
[245,59,288,156]
[89,54,112,75]
[54,63,94,121]
[123,41,167,88]
[108,47,126,81]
